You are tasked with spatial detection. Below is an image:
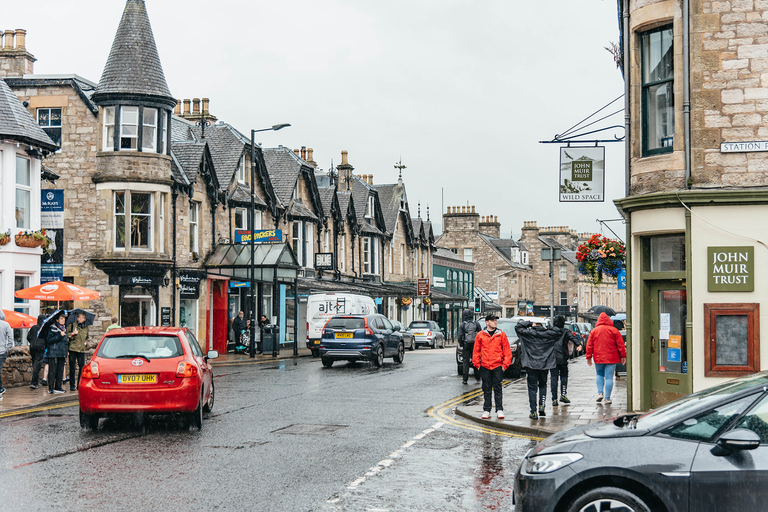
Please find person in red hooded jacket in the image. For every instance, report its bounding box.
[473,314,512,420]
[585,313,627,405]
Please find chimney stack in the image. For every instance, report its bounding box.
[0,28,36,77]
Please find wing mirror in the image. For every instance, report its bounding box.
[206,350,219,361]
[711,428,761,456]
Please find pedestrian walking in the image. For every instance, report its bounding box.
[231,311,246,353]
[46,311,69,394]
[28,314,47,389]
[472,314,512,420]
[550,316,582,407]
[258,314,269,354]
[457,308,482,384]
[105,316,121,331]
[515,319,559,419]
[0,310,13,398]
[586,312,627,405]
[67,312,89,391]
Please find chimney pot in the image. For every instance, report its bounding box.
[294,149,300,156]
[192,98,200,115]
[202,98,210,114]
[369,174,373,185]
[307,148,314,162]
[174,101,181,115]
[4,30,14,50]
[301,146,307,160]
[14,29,26,50]
[462,206,466,214]
[183,99,191,115]
[495,216,498,223]
[471,206,476,214]
[341,150,349,165]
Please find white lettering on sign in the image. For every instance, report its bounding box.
[712,251,750,284]
[720,141,768,153]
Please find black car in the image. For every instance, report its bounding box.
[515,371,768,512]
[319,314,404,368]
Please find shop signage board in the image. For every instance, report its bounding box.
[417,278,430,296]
[433,276,446,289]
[559,146,605,202]
[109,274,164,286]
[179,271,202,299]
[235,229,282,243]
[617,269,626,290]
[40,189,64,283]
[314,252,334,270]
[161,307,171,326]
[707,246,754,292]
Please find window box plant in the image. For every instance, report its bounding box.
[0,230,10,246]
[15,229,50,249]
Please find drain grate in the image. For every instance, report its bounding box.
[272,423,347,436]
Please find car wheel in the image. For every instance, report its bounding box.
[321,357,333,368]
[373,344,384,367]
[189,396,204,431]
[566,486,652,512]
[393,342,405,364]
[79,409,99,430]
[203,381,215,413]
[408,339,415,351]
[430,340,436,349]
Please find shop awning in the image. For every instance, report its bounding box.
[205,243,299,282]
[297,277,467,305]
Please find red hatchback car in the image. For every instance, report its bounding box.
[78,326,218,430]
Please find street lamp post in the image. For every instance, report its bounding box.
[249,124,290,358]
[541,247,562,324]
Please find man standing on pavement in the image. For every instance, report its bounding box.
[457,308,482,384]
[0,310,13,398]
[550,316,582,407]
[473,314,512,420]
[231,311,246,354]
[515,319,559,419]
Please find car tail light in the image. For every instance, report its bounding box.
[176,361,198,378]
[82,361,99,379]
[364,318,374,336]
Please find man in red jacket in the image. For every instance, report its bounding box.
[586,313,627,405]
[473,314,512,420]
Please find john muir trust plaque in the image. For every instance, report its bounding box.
[708,246,754,292]
[559,146,605,202]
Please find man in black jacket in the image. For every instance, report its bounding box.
[550,316,582,406]
[231,311,246,353]
[457,309,482,384]
[515,319,561,419]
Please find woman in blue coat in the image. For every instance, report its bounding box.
[46,312,69,394]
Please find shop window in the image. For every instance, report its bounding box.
[15,156,31,229]
[641,24,674,156]
[647,234,686,272]
[37,108,62,146]
[14,275,30,346]
[704,303,760,377]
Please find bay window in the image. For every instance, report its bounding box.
[120,106,139,150]
[142,108,157,151]
[103,106,167,153]
[114,191,153,251]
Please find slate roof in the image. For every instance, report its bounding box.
[171,141,206,184]
[478,232,529,270]
[170,152,190,186]
[433,247,463,262]
[317,186,336,217]
[262,147,306,207]
[227,183,267,207]
[372,184,400,233]
[190,124,247,190]
[94,0,174,102]
[171,115,194,142]
[0,79,57,152]
[411,218,423,241]
[286,199,318,221]
[361,222,384,236]
[337,191,352,222]
[349,176,372,223]
[4,75,99,116]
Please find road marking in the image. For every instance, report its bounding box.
[427,389,545,441]
[0,401,78,418]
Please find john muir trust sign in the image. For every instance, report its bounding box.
[559,147,605,202]
[708,247,754,292]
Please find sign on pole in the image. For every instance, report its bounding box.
[559,147,605,202]
[417,278,430,297]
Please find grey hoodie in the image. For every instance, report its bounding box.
[0,310,13,356]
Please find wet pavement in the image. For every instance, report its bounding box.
[455,356,628,438]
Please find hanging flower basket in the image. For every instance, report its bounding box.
[576,234,625,286]
[422,297,432,308]
[396,296,412,308]
[15,234,42,248]
[0,230,10,246]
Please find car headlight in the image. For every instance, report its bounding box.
[525,453,583,474]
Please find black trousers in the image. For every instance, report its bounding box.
[462,343,477,382]
[30,344,45,386]
[527,369,548,412]
[480,366,504,412]
[69,351,85,388]
[550,363,569,398]
[48,357,66,391]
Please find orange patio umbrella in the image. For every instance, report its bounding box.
[14,280,101,303]
[1,309,37,329]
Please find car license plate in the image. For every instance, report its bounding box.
[118,374,158,384]
[313,339,320,345]
[335,333,354,339]
[414,332,425,336]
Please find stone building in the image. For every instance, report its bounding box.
[616,0,768,409]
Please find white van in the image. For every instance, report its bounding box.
[306,293,377,356]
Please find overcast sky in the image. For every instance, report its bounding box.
[6,0,626,239]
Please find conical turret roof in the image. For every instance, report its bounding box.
[93,0,174,105]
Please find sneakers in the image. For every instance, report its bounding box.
[48,390,54,394]
[496,410,505,419]
[0,387,5,395]
[552,399,559,407]
[538,406,546,417]
[604,398,613,405]
[560,395,571,404]
[481,410,491,419]
[462,380,468,385]
[41,379,47,386]
[596,393,604,403]
[53,389,65,394]
[30,384,38,389]
[529,411,538,420]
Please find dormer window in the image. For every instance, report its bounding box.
[365,195,374,219]
[237,156,246,183]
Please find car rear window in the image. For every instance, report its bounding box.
[98,335,183,359]
[325,318,365,330]
[409,322,429,329]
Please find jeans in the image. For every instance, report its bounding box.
[595,363,617,399]
[550,363,569,398]
[462,343,476,382]
[480,366,504,412]
[69,351,85,388]
[527,369,548,412]
[48,357,66,391]
[30,344,45,386]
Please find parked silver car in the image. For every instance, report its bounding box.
[392,320,416,350]
[408,320,445,349]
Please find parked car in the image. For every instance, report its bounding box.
[306,292,376,357]
[78,326,218,431]
[319,314,404,367]
[408,320,445,349]
[515,370,768,511]
[564,321,587,358]
[392,320,415,350]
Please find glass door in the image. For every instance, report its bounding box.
[648,282,690,408]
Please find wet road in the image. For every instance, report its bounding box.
[0,348,536,511]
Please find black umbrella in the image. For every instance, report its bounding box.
[66,308,95,327]
[39,309,67,341]
[588,305,616,317]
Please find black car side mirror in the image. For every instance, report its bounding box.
[711,428,761,456]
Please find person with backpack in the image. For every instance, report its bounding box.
[515,319,560,419]
[473,314,512,419]
[457,308,482,384]
[550,315,582,406]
